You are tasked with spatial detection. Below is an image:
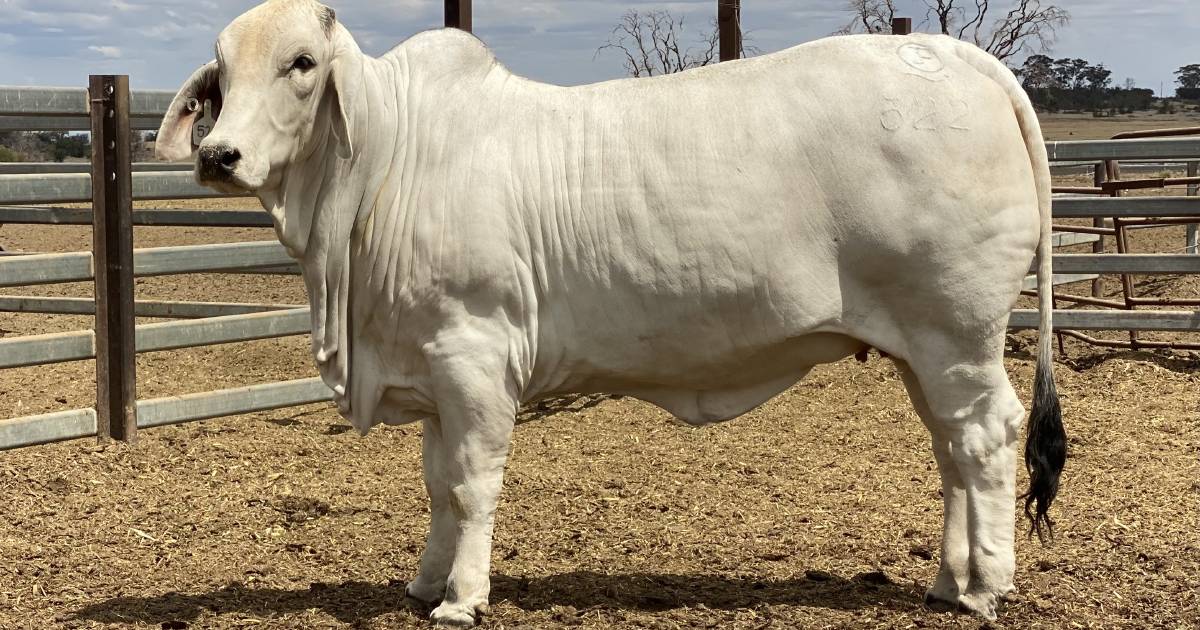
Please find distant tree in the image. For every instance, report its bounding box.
[1176,64,1200,89]
[1053,58,1089,90]
[838,0,1069,61]
[1122,77,1137,90]
[42,133,89,163]
[1018,54,1056,89]
[1177,64,1200,100]
[8,133,47,161]
[1081,64,1111,91]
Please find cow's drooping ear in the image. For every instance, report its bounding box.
[327,26,361,160]
[155,61,222,162]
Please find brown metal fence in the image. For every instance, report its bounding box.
[1039,128,1200,350]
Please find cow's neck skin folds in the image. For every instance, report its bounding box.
[257,45,416,426]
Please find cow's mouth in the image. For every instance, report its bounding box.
[197,171,254,195]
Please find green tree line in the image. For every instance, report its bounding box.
[1016,55,1161,113]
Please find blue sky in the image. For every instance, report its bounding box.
[0,1,1194,96]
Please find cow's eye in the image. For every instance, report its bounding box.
[291,55,316,72]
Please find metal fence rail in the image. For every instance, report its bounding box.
[1047,138,1200,161]
[0,85,173,133]
[0,171,242,203]
[0,206,272,227]
[1052,196,1200,218]
[0,241,295,287]
[0,408,98,451]
[1044,254,1200,274]
[0,308,310,369]
[0,85,175,117]
[0,251,92,287]
[0,116,163,132]
[0,378,333,451]
[0,162,191,174]
[0,295,298,319]
[1008,309,1200,331]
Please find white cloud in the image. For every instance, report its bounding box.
[88,45,122,59]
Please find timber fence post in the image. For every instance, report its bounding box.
[719,0,742,62]
[445,0,472,32]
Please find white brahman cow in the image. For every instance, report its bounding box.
[157,0,1066,625]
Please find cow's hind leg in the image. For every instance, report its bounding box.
[901,336,1024,620]
[894,359,969,608]
[405,417,458,605]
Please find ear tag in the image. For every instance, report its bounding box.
[191,99,217,146]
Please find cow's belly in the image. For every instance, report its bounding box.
[542,331,867,425]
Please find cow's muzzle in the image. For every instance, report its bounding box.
[197,143,242,184]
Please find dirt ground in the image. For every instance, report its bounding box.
[1,116,1198,629]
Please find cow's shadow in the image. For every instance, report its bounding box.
[71,570,922,626]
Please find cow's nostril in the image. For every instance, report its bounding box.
[220,148,241,170]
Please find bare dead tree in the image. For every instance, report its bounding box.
[975,0,1069,61]
[598,9,756,77]
[840,0,1069,61]
[835,0,897,34]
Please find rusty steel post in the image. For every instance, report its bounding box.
[90,75,137,444]
[445,0,472,32]
[891,17,913,35]
[1187,161,1198,254]
[718,0,742,62]
[1092,162,1106,297]
[1105,158,1140,348]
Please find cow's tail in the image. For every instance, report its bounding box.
[1020,98,1066,543]
[955,39,1066,542]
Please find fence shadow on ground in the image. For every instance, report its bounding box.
[516,393,615,424]
[1059,348,1200,373]
[1006,335,1200,374]
[71,570,922,626]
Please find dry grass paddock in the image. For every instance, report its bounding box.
[0,114,1197,629]
[1040,109,1200,140]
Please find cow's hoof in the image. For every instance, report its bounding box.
[405,579,445,606]
[430,602,485,628]
[923,589,957,612]
[956,590,999,620]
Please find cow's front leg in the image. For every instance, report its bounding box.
[423,351,517,627]
[405,418,457,605]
